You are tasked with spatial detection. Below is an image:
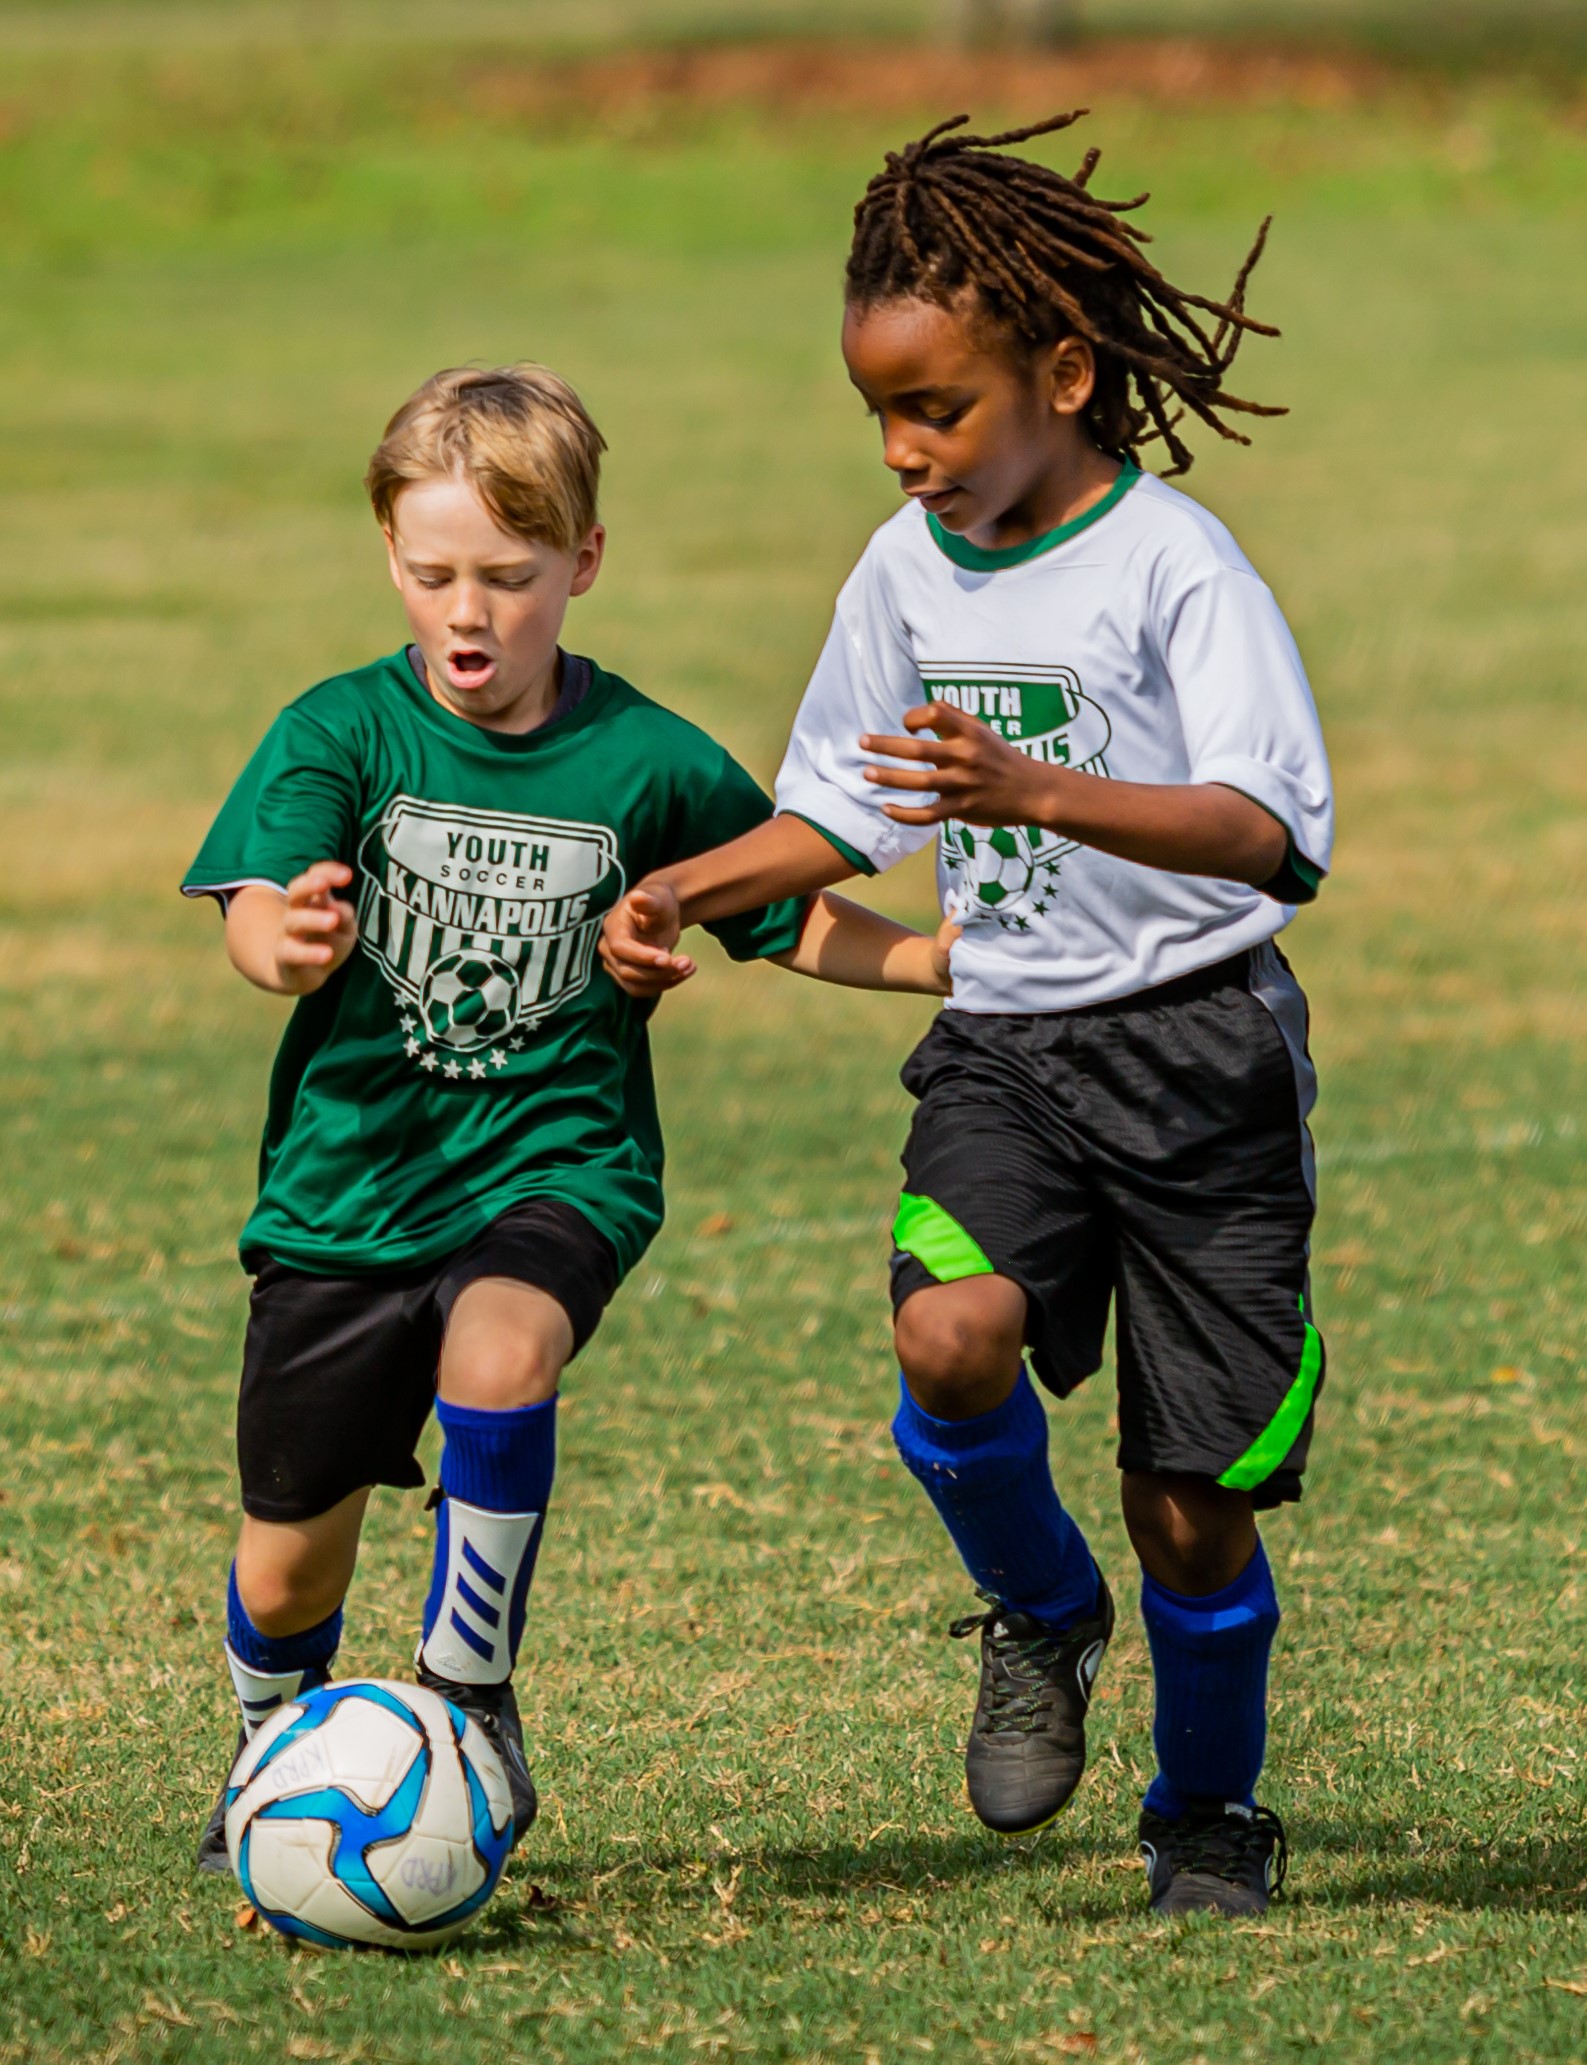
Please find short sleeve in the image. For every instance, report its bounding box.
[671,748,808,963]
[774,550,938,876]
[182,703,361,910]
[1163,565,1333,904]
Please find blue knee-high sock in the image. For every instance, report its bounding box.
[225,1562,341,1736]
[420,1395,556,1687]
[892,1368,1100,1630]
[1140,1539,1280,1820]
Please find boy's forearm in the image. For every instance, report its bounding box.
[646,814,859,927]
[865,704,1291,888]
[1028,768,1287,886]
[225,887,294,992]
[772,892,947,996]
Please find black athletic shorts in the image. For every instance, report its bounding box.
[890,943,1323,1508]
[236,1197,620,1523]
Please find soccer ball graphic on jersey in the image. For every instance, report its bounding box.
[955,822,1044,913]
[225,1680,514,1951]
[419,950,521,1051]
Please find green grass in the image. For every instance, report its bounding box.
[4,37,1587,2065]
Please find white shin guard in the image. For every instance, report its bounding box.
[419,1499,540,1687]
[225,1642,327,1739]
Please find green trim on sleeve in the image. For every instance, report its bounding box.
[1263,841,1323,907]
[892,1192,995,1284]
[1222,786,1325,907]
[926,463,1141,572]
[1217,1298,1324,1491]
[781,812,877,878]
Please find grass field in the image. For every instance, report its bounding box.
[4,15,1587,2063]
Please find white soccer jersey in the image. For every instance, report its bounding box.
[775,466,1333,1015]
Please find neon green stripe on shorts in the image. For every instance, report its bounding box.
[892,1192,995,1284]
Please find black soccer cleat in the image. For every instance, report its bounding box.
[1138,1800,1288,1917]
[949,1569,1114,1837]
[418,1668,539,1847]
[195,1727,247,1877]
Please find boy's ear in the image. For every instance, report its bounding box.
[569,524,606,600]
[382,525,403,593]
[1046,334,1097,419]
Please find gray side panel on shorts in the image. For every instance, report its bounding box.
[1248,940,1318,1207]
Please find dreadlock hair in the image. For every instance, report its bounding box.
[846,111,1284,477]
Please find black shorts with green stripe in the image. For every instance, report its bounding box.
[890,944,1324,1509]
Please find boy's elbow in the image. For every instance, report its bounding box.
[1213,789,1289,889]
[1244,817,1289,889]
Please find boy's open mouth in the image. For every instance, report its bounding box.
[445,648,496,688]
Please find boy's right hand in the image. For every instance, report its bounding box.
[275,861,358,993]
[599,885,697,998]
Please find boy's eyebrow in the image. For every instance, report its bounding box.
[852,377,968,408]
[403,552,539,572]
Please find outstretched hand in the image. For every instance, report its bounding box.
[861,701,1056,830]
[599,884,697,999]
[276,861,358,991]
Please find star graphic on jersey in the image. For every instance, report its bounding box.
[1032,898,1052,916]
[509,1036,526,1052]
[399,1011,418,1033]
[403,1036,420,1058]
[420,1051,439,1072]
[468,1058,487,1080]
[443,1059,462,1080]
[489,1050,508,1070]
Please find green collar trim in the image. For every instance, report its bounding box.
[927,463,1142,572]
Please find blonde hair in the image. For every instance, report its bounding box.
[365,363,606,553]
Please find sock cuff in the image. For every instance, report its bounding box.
[1140,1537,1279,1639]
[226,1563,343,1676]
[893,1366,1045,1468]
[437,1392,557,1512]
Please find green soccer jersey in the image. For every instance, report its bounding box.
[184,650,804,1279]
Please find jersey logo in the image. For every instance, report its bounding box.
[922,663,1111,933]
[356,796,625,1077]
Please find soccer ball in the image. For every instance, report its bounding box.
[224,1679,514,1951]
[955,822,1040,913]
[419,950,520,1051]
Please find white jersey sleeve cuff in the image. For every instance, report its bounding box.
[1192,755,1331,881]
[772,774,932,876]
[181,877,289,912]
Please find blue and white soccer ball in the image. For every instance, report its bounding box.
[224,1679,514,1951]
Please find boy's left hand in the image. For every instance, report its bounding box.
[861,702,1057,829]
[599,885,697,998]
[931,910,962,992]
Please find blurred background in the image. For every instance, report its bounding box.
[2,3,1586,2060]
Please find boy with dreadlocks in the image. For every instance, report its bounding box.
[601,114,1332,1917]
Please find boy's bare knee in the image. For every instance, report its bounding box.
[439,1278,572,1410]
[1121,1470,1257,1595]
[236,1562,344,1638]
[895,1275,1027,1420]
[443,1337,562,1410]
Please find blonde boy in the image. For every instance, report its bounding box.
[183,364,947,1871]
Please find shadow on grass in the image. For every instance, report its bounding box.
[468,1812,1587,1952]
[1279,1812,1587,1916]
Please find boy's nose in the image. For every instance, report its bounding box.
[881,425,928,483]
